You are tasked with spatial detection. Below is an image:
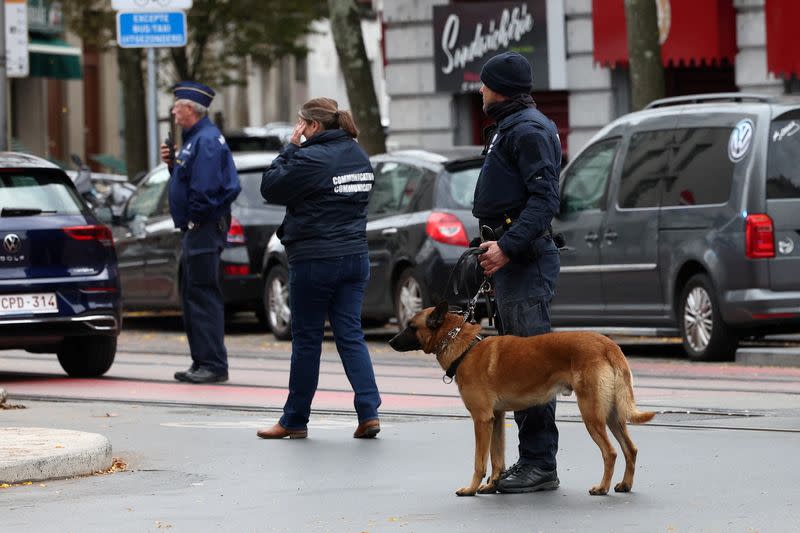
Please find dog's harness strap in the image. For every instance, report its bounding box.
[443,335,483,383]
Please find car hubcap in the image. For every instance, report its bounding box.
[268,277,290,330]
[398,277,423,327]
[684,287,713,352]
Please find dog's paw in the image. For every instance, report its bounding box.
[455,487,477,497]
[614,481,631,493]
[477,482,497,494]
[589,485,609,496]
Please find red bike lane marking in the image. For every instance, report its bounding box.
[3,378,466,412]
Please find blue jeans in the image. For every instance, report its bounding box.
[280,252,381,430]
[493,235,560,470]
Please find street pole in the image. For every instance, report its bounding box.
[0,3,8,152]
[146,47,157,170]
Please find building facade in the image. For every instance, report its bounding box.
[380,0,798,160]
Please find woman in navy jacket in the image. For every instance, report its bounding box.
[257,98,382,440]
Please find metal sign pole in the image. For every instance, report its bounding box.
[0,3,7,152]
[146,47,158,170]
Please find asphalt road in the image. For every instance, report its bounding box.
[2,316,800,532]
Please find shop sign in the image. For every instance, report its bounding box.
[433,1,548,93]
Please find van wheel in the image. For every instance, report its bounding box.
[264,265,292,340]
[57,336,117,377]
[395,267,428,330]
[678,274,737,361]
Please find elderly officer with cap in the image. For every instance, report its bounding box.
[473,52,562,493]
[160,81,241,383]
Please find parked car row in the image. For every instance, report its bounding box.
[3,92,799,378]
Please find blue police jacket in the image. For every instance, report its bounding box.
[472,107,562,261]
[168,116,241,231]
[260,129,374,263]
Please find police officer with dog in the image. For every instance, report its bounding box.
[161,81,241,384]
[473,52,562,493]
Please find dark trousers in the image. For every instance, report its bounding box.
[280,252,381,430]
[180,221,228,375]
[492,236,560,470]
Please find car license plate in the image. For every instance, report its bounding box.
[0,292,58,316]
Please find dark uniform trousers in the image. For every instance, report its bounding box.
[493,234,561,470]
[180,218,228,375]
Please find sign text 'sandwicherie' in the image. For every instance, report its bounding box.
[433,1,548,93]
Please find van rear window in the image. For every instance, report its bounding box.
[663,127,734,206]
[767,116,800,199]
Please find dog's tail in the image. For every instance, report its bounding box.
[612,346,656,424]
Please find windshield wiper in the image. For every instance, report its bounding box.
[1,207,58,217]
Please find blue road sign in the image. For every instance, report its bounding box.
[116,11,187,48]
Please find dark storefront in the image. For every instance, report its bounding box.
[432,1,569,153]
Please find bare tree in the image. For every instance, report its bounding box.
[328,0,386,155]
[624,0,666,110]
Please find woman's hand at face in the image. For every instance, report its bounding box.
[290,120,306,146]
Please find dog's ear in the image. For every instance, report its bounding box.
[426,300,449,330]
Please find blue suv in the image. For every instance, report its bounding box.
[0,153,121,376]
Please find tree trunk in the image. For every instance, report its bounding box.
[624,0,666,111]
[328,0,386,155]
[117,47,149,180]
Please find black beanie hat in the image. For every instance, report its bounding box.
[480,52,533,97]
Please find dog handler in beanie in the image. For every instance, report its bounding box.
[160,81,241,384]
[473,52,562,493]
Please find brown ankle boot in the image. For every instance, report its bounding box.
[353,419,380,439]
[257,422,307,439]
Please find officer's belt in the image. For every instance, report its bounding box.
[479,216,552,241]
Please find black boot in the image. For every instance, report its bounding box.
[497,462,559,493]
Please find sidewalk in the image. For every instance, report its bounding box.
[0,387,112,484]
[0,427,112,484]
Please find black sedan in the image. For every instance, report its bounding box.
[262,147,486,339]
[112,152,285,328]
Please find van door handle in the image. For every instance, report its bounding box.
[381,228,398,236]
[584,232,599,243]
[604,230,618,243]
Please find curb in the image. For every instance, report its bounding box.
[0,427,112,484]
[736,346,800,368]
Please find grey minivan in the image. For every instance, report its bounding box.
[552,93,800,361]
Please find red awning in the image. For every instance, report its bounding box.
[593,0,736,68]
[766,0,800,78]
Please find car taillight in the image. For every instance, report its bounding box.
[426,212,468,247]
[223,264,251,276]
[227,216,246,244]
[63,225,114,247]
[745,214,774,259]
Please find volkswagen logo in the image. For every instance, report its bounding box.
[728,119,754,163]
[3,234,21,254]
[778,237,795,255]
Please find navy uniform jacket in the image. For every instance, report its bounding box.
[472,107,561,261]
[260,129,374,263]
[168,116,241,232]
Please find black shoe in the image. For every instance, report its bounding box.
[174,364,199,382]
[184,367,228,384]
[497,463,559,493]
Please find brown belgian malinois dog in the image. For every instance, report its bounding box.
[389,301,656,497]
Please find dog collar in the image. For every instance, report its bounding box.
[444,335,483,383]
